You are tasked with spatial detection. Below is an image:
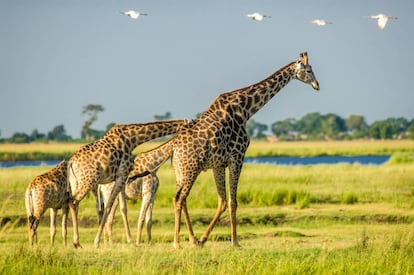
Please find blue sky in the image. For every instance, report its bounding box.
[1,0,413,138]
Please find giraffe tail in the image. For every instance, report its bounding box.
[25,188,37,230]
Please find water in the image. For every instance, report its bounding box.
[0,160,61,168]
[0,155,390,168]
[244,155,390,166]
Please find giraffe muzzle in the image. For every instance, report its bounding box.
[312,81,320,91]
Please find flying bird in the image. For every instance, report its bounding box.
[368,14,397,30]
[246,12,271,21]
[121,10,148,19]
[309,19,333,26]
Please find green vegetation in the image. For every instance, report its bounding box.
[1,111,414,143]
[0,142,413,273]
[1,140,414,161]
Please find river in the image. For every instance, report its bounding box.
[0,155,390,168]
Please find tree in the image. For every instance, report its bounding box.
[9,132,31,143]
[346,115,367,131]
[321,113,346,139]
[81,104,104,140]
[407,119,414,139]
[247,119,268,139]
[271,118,297,139]
[345,115,368,138]
[369,121,393,139]
[48,125,71,141]
[154,112,172,121]
[297,112,323,139]
[30,129,46,141]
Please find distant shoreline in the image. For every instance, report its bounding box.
[0,140,413,161]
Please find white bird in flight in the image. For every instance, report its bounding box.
[121,10,148,19]
[246,12,271,21]
[368,14,397,30]
[309,19,333,26]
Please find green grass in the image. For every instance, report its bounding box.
[1,141,414,274]
[1,139,414,161]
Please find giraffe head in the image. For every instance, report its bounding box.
[294,52,319,91]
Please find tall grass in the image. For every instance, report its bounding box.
[1,141,414,274]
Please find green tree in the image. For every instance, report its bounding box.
[297,112,323,139]
[247,119,268,139]
[407,119,414,139]
[271,118,297,139]
[369,121,393,139]
[345,115,368,138]
[321,113,346,139]
[48,125,71,141]
[81,104,104,140]
[30,129,46,141]
[9,132,31,143]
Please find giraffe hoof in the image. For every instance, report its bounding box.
[73,243,82,249]
[232,242,241,248]
[199,236,208,245]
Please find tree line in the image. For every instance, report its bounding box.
[1,106,413,143]
[248,113,414,140]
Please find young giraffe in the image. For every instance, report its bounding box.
[67,119,187,248]
[143,52,319,248]
[97,136,177,245]
[25,160,69,246]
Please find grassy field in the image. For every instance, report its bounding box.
[1,139,414,161]
[0,141,414,274]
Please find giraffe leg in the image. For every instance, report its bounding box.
[173,183,198,249]
[136,176,157,244]
[173,195,182,249]
[94,179,124,248]
[136,191,151,245]
[145,199,154,243]
[93,186,104,224]
[118,191,132,244]
[228,162,243,247]
[145,177,159,244]
[104,196,119,245]
[69,200,82,249]
[199,167,227,245]
[50,208,57,246]
[182,199,198,246]
[62,203,68,247]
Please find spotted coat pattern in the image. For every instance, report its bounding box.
[164,52,319,248]
[25,160,69,246]
[67,120,187,248]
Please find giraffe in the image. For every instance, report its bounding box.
[67,119,187,248]
[25,160,69,246]
[97,136,177,245]
[142,52,319,248]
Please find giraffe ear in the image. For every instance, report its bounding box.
[300,52,308,65]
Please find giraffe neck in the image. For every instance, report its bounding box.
[127,137,176,182]
[203,61,297,124]
[104,120,185,150]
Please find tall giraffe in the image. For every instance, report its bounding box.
[97,136,177,244]
[25,160,69,246]
[67,119,187,248]
[143,52,319,248]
